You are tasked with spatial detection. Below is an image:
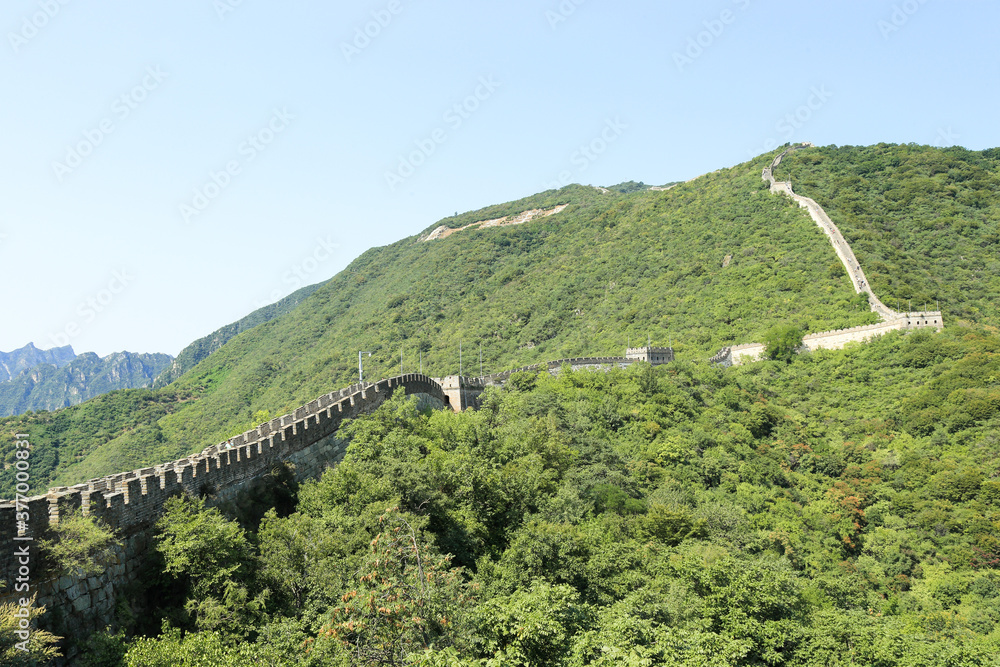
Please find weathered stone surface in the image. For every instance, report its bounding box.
[71,592,91,612]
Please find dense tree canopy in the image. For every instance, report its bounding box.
[56,325,1000,665]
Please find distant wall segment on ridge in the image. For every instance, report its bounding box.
[436,349,676,411]
[764,143,898,321]
[711,313,944,367]
[801,313,943,353]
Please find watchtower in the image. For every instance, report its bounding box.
[625,346,674,364]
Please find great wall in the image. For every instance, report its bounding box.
[1,144,945,656]
[709,143,943,367]
[0,347,672,652]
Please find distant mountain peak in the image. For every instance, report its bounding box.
[0,343,77,383]
[0,350,173,417]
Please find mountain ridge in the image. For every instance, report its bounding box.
[0,350,173,418]
[2,143,996,494]
[152,282,323,388]
[0,342,76,382]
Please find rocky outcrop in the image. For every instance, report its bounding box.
[0,343,76,382]
[0,351,173,417]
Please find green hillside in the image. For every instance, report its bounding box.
[5,144,1000,665]
[2,150,885,494]
[68,326,1000,664]
[774,143,1000,324]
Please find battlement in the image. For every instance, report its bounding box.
[0,374,445,600]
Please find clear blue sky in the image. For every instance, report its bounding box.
[1,0,997,357]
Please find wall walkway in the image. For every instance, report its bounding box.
[0,374,445,653]
[712,144,945,366]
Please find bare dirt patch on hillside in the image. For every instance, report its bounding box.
[421,204,569,242]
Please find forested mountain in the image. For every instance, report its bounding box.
[2,148,887,492]
[44,330,1000,665]
[3,143,1000,665]
[152,282,323,389]
[775,144,1000,324]
[0,342,76,382]
[0,351,173,418]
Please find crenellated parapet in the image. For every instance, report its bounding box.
[0,373,446,646]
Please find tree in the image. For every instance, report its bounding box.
[764,324,803,363]
[154,495,267,634]
[476,581,592,665]
[308,507,475,665]
[40,511,121,577]
[0,596,62,666]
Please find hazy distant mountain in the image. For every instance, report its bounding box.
[0,350,173,417]
[0,342,76,382]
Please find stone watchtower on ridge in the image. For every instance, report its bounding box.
[626,346,674,364]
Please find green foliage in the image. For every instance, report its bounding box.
[9,144,1000,665]
[776,143,1000,326]
[764,324,804,363]
[43,329,1000,664]
[77,629,128,667]
[154,495,267,634]
[0,388,189,496]
[124,627,289,666]
[2,155,881,493]
[0,597,62,666]
[477,581,592,665]
[39,511,122,577]
[308,507,476,664]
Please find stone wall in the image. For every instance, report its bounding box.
[705,143,948,368]
[764,143,898,320]
[0,374,445,656]
[436,353,676,411]
[712,312,944,367]
[481,358,622,386]
[801,313,943,352]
